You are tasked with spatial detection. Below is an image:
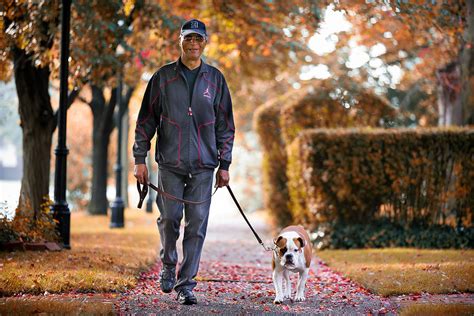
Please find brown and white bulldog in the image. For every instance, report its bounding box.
[272,225,312,304]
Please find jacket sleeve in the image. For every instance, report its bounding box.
[133,73,161,164]
[215,75,235,170]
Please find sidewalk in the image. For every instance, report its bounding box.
[116,189,399,315]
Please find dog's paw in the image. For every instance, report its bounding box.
[273,297,283,304]
[294,294,306,302]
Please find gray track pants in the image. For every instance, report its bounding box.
[156,168,213,292]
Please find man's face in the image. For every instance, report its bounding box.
[180,33,206,60]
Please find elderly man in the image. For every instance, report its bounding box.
[133,19,235,305]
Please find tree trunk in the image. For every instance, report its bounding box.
[13,48,55,217]
[460,0,474,126]
[88,85,116,215]
[89,121,111,215]
[436,62,462,126]
[438,3,474,126]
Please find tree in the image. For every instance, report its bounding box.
[1,1,79,217]
[318,1,471,126]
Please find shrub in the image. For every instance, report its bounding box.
[0,218,19,244]
[255,84,394,227]
[287,128,473,235]
[0,197,59,244]
[280,87,395,145]
[314,219,474,249]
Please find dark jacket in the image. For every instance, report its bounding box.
[133,58,235,175]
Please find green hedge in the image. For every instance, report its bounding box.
[287,128,474,234]
[314,219,474,249]
[255,86,394,227]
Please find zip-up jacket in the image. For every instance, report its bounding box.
[133,58,235,175]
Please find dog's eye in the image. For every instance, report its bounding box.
[294,249,298,252]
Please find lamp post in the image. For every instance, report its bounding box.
[51,0,71,249]
[110,45,125,228]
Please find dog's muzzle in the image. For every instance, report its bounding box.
[284,253,294,265]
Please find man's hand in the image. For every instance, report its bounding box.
[134,164,149,184]
[215,169,230,188]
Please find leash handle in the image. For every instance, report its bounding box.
[137,181,148,209]
[226,185,272,251]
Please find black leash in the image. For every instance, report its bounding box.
[137,181,217,208]
[225,185,274,252]
[136,181,274,252]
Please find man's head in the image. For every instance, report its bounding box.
[180,19,207,61]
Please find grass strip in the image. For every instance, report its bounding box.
[318,248,474,296]
[0,210,158,296]
[0,296,115,315]
[400,303,474,316]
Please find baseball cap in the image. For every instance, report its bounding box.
[180,19,207,38]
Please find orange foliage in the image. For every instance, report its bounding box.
[0,198,59,243]
[287,128,473,229]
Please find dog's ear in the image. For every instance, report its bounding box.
[295,237,305,249]
[273,236,283,246]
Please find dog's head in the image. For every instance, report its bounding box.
[273,232,305,268]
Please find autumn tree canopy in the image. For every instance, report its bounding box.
[284,1,471,126]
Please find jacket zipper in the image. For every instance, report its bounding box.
[188,106,193,179]
[179,67,203,177]
[188,72,202,176]
[178,70,193,176]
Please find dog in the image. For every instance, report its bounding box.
[272,225,312,304]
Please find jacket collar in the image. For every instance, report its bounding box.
[176,57,209,74]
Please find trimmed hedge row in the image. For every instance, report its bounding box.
[314,219,474,249]
[287,128,474,233]
[254,87,394,227]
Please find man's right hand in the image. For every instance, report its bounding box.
[134,164,149,184]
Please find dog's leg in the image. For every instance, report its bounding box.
[272,269,284,304]
[283,270,291,300]
[294,268,309,302]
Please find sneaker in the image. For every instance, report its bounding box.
[176,289,197,305]
[159,267,176,293]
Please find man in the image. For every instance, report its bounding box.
[133,19,235,305]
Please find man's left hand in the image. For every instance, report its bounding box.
[215,169,230,188]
